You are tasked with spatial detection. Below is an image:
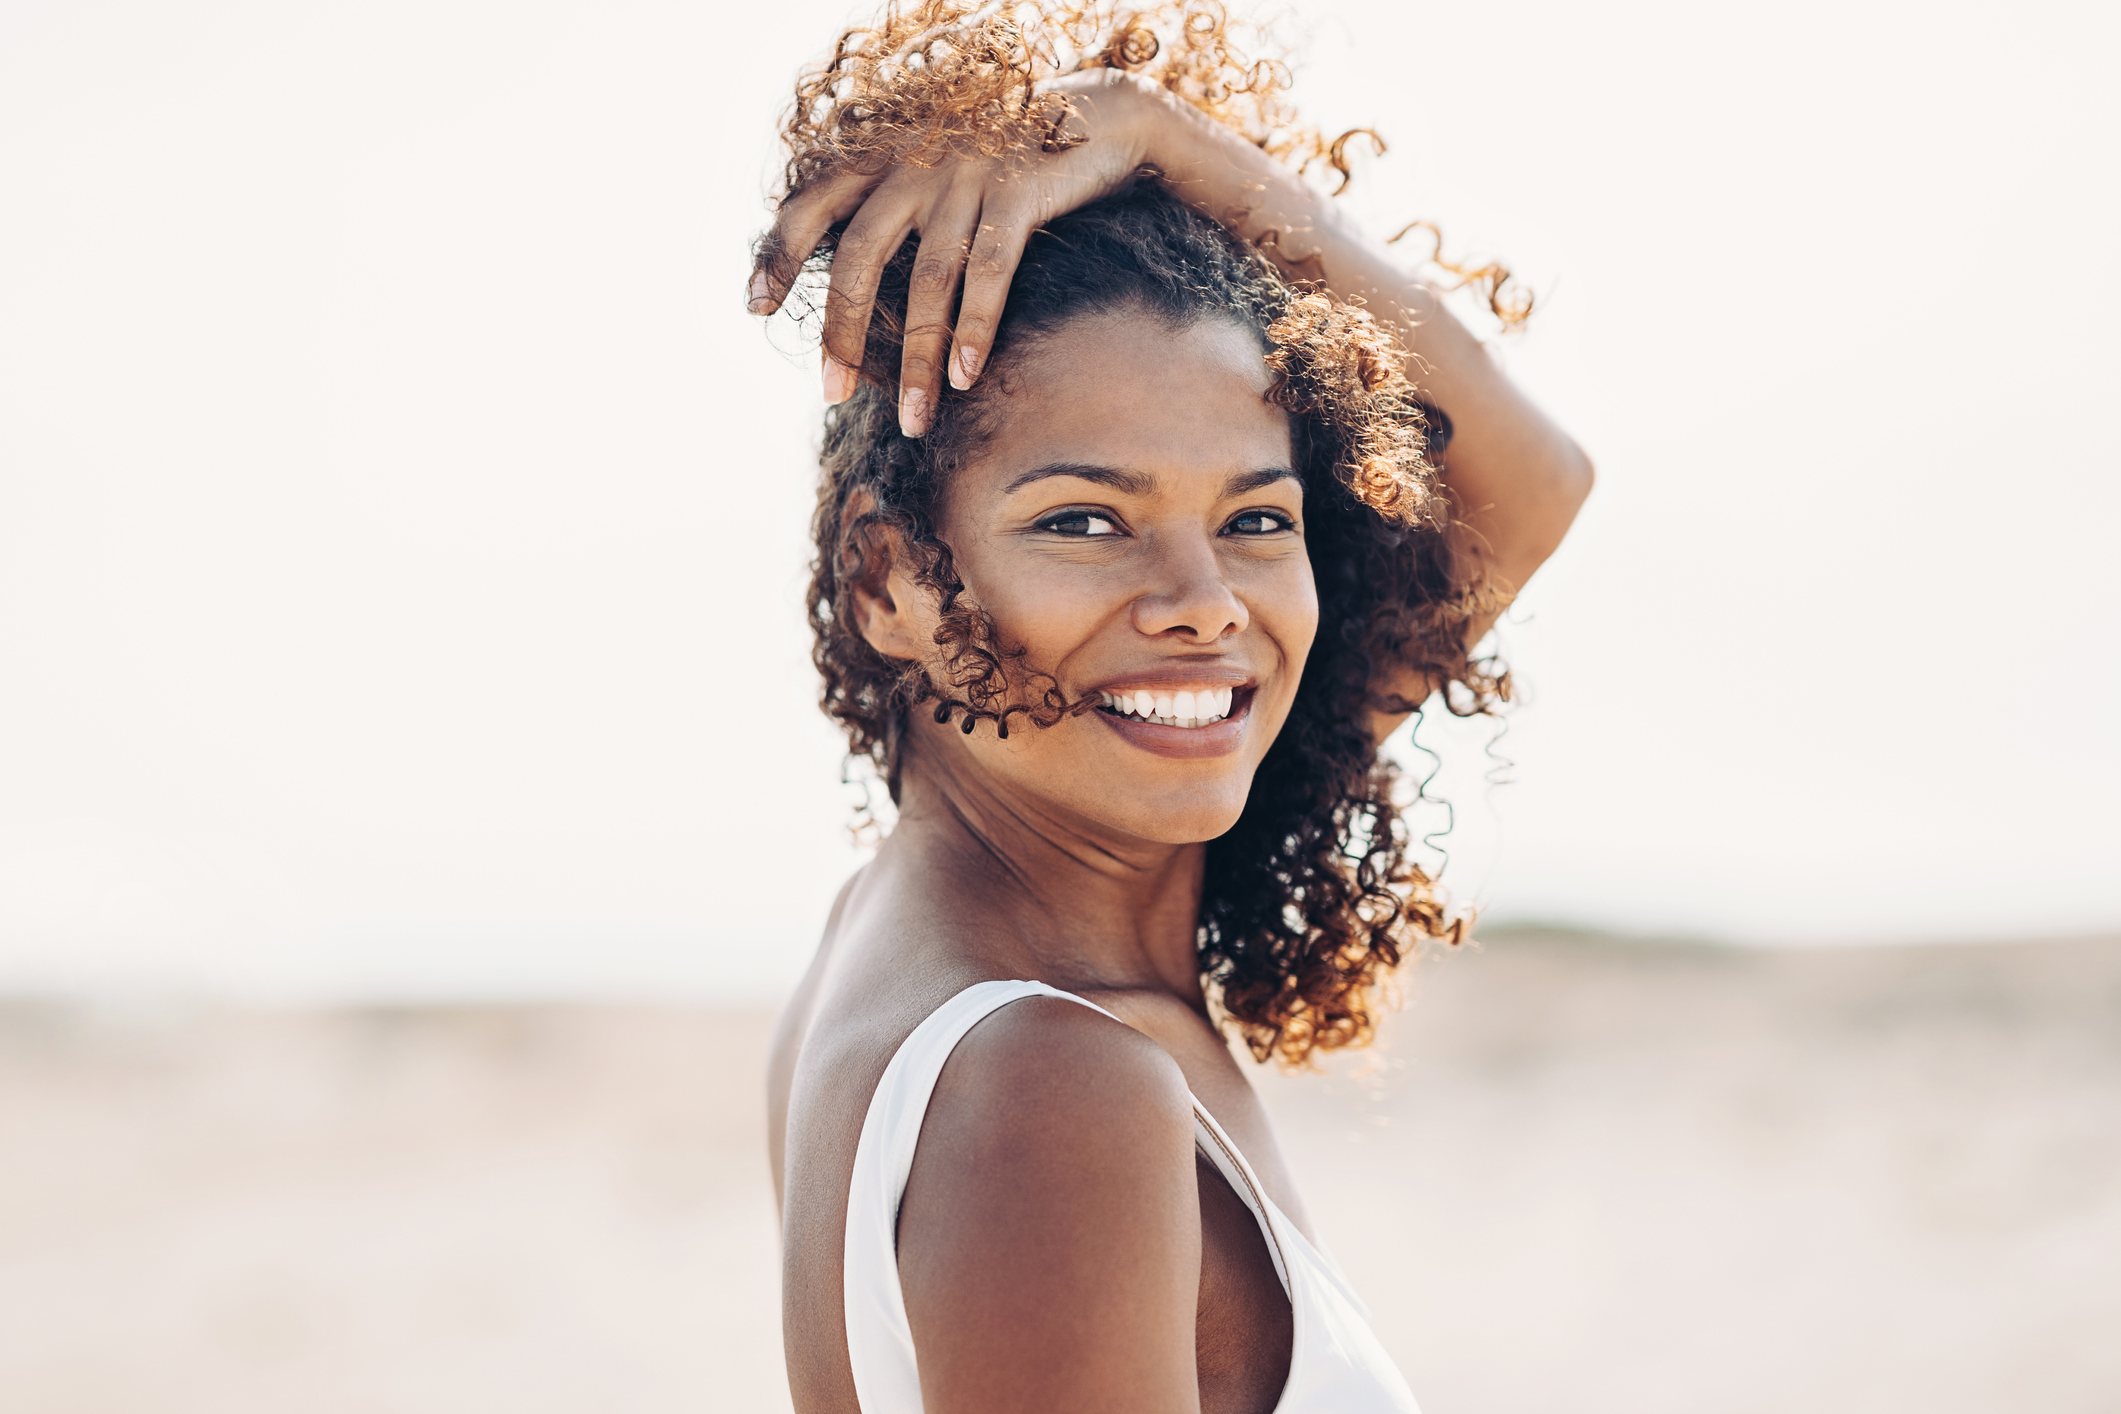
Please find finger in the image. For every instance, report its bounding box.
[949,188,1043,391]
[749,167,879,315]
[818,180,923,401]
[897,185,983,436]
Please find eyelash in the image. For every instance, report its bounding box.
[1035,509,1297,538]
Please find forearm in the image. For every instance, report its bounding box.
[1140,93,1594,614]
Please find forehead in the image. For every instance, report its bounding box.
[966,311,1293,492]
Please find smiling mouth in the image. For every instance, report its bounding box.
[1095,686,1244,730]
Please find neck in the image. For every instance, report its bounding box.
[879,731,1209,1006]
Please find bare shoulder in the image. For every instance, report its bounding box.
[912,995,1198,1212]
[896,996,1202,1412]
[939,992,1195,1125]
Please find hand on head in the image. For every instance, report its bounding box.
[748,73,1165,438]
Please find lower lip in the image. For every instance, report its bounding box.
[1091,696,1252,760]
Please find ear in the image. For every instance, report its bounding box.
[840,487,934,663]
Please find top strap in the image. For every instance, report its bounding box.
[843,980,1114,1412]
[841,978,1295,1412]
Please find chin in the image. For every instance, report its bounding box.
[1098,786,1252,847]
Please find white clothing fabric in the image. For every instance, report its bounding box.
[842,979,1421,1413]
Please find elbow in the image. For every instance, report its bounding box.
[1561,438,1596,514]
[1547,440,1596,553]
[1505,441,1595,578]
[1533,440,1596,558]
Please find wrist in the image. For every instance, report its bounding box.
[1132,84,1253,187]
[1134,96,1321,251]
[1045,70,1158,172]
[1081,78,1354,283]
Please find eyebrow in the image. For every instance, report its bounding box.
[1223,466,1304,498]
[1002,462,1154,496]
[1002,462,1302,498]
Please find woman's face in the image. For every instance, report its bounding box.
[874,308,1319,848]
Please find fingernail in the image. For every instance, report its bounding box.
[822,353,857,405]
[747,270,775,314]
[899,385,929,437]
[949,345,983,390]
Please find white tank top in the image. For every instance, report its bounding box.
[842,979,1422,1413]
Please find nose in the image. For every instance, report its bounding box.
[1129,531,1248,644]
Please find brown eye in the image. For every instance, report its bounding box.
[1227,510,1294,535]
[1040,511,1122,537]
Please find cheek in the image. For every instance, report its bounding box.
[964,567,1110,668]
[1256,557,1320,669]
[948,526,1114,661]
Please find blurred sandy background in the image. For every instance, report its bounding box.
[6,0,2120,1409]
[6,928,2116,1414]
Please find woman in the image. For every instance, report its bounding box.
[753,5,1592,1410]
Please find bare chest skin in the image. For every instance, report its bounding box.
[768,873,1308,1414]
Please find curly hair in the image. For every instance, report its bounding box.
[774,2,1515,1064]
[774,0,1532,326]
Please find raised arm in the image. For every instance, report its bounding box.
[1115,79,1594,737]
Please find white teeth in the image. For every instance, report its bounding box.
[1099,686,1242,728]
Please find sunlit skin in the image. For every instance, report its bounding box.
[760,71,1594,1414]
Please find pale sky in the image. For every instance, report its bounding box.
[2,0,2115,1003]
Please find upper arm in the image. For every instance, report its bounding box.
[896,998,1203,1414]
[1365,300,1596,748]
